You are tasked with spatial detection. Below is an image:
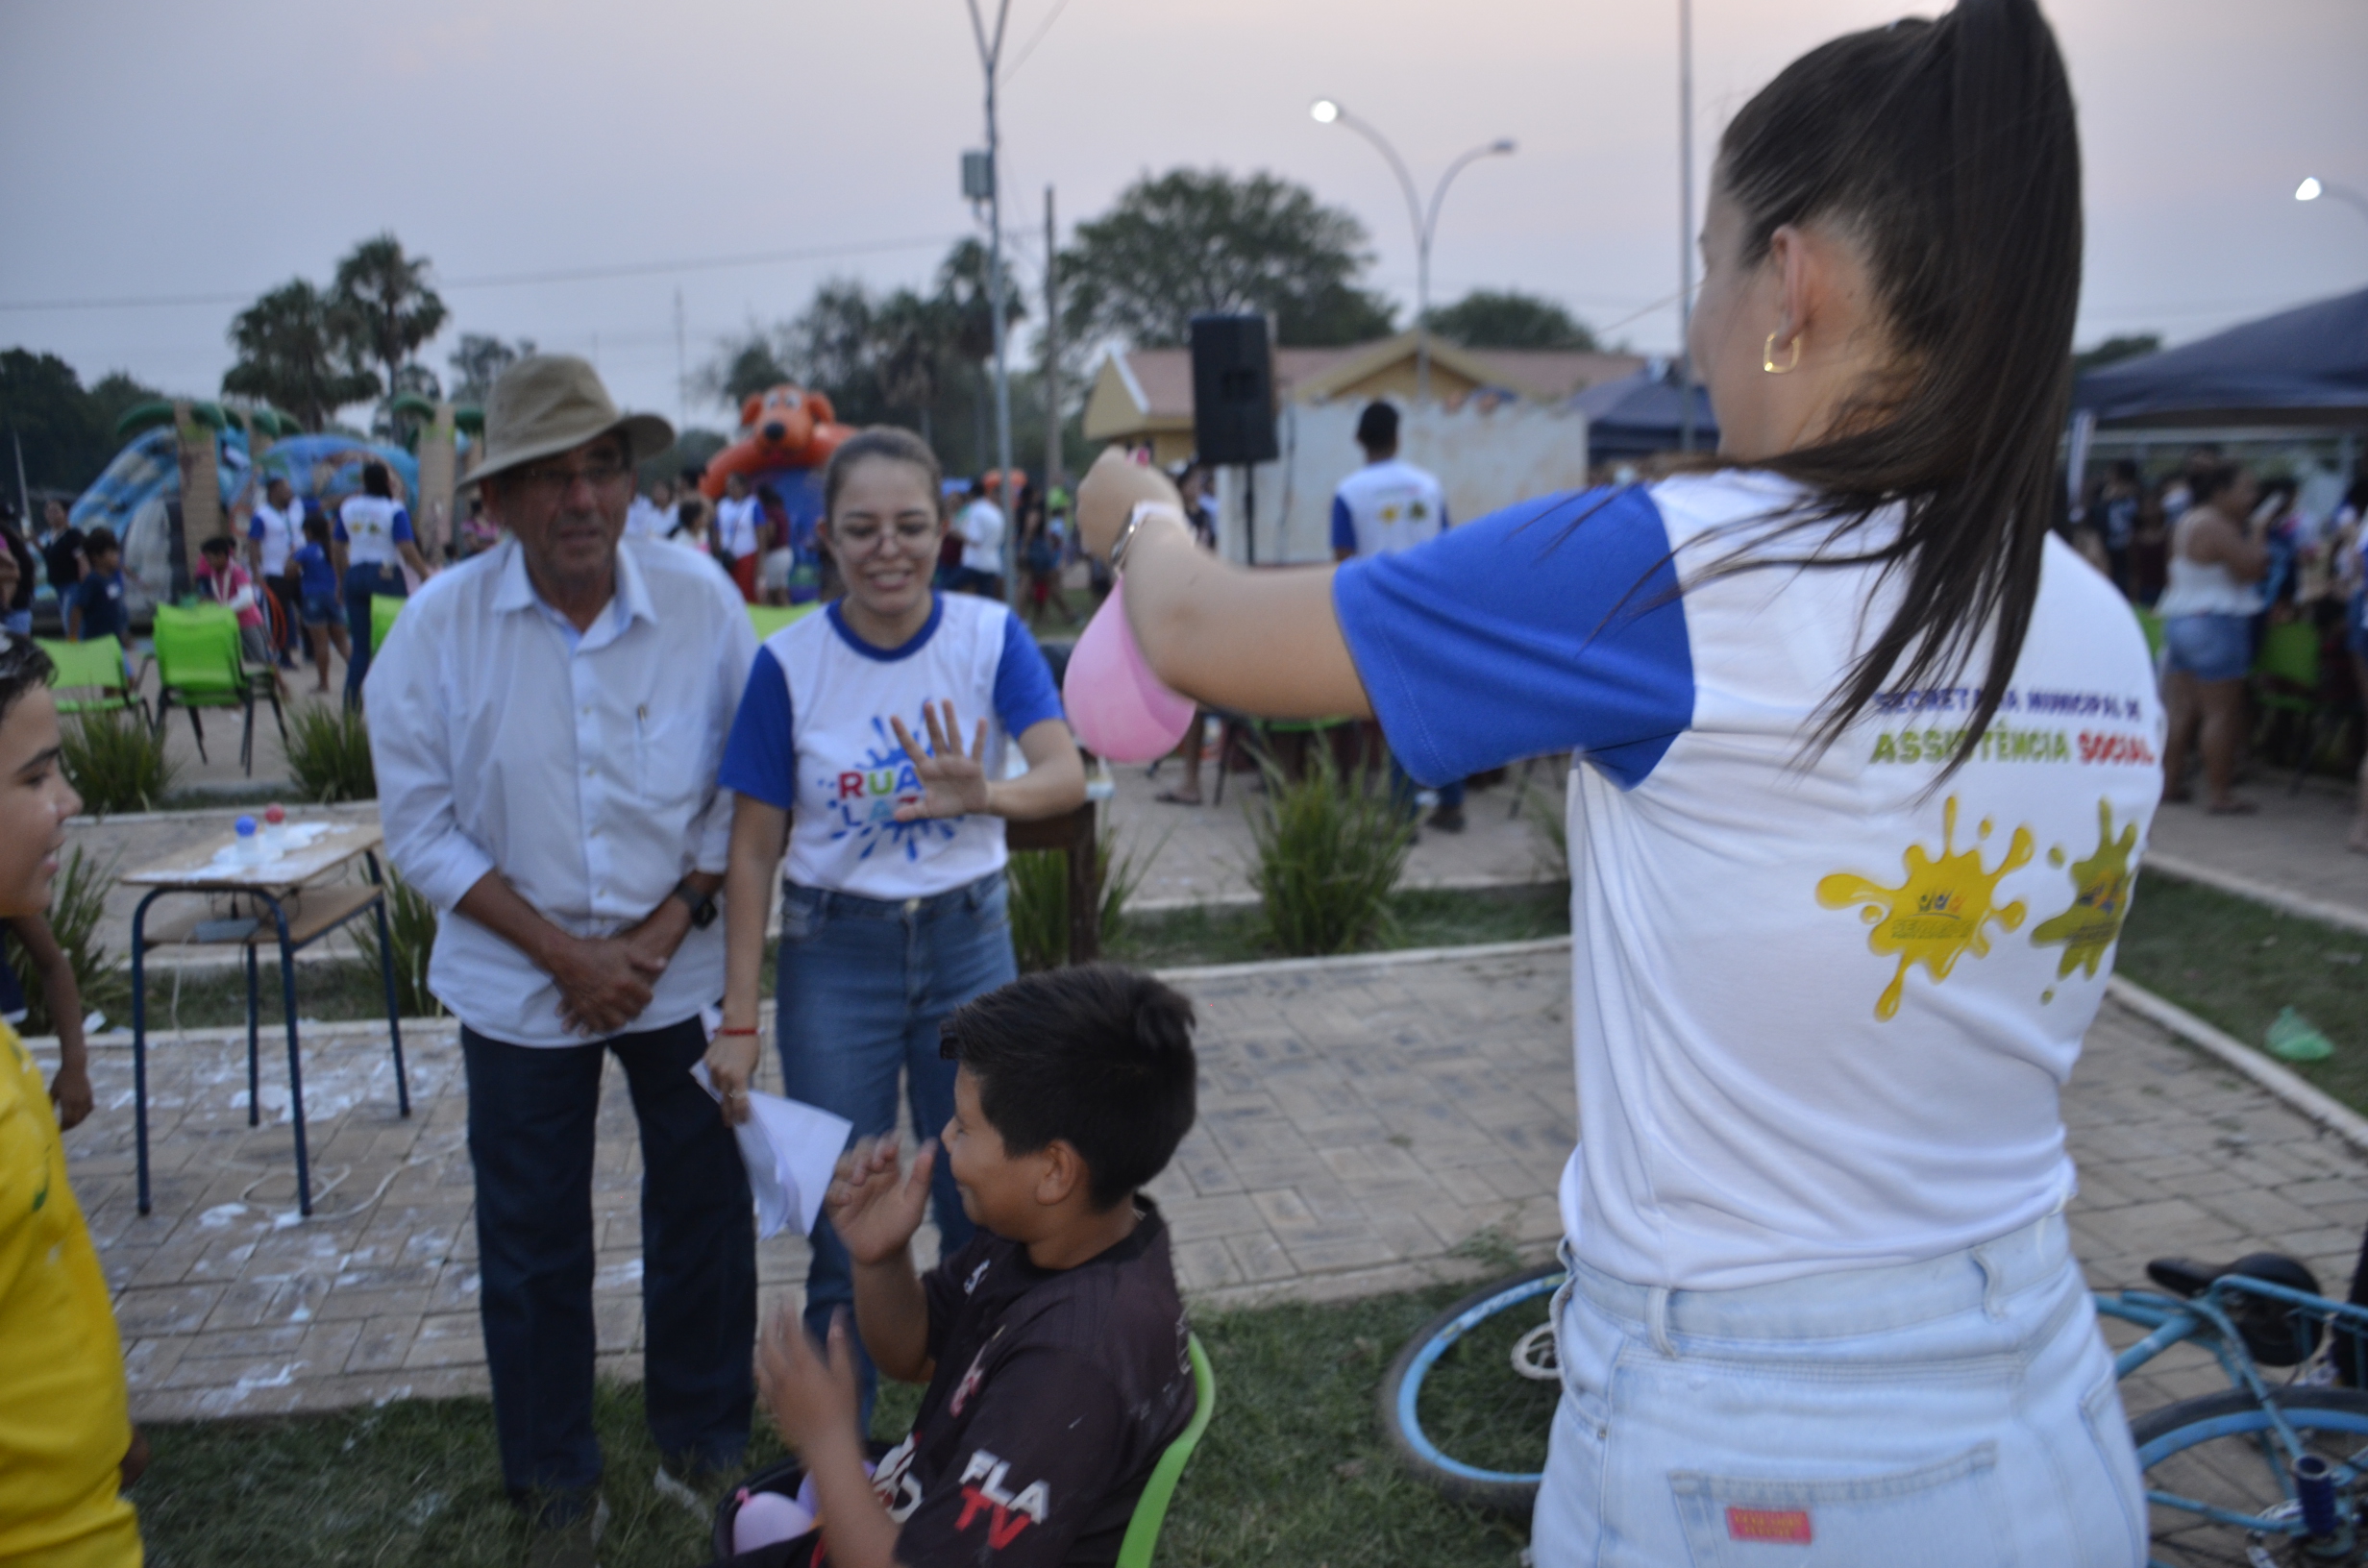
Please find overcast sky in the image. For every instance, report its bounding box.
[4,0,2362,430]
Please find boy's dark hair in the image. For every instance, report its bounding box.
[84,527,119,558]
[1355,401,1399,451]
[303,513,330,542]
[361,460,393,499]
[940,964,1197,1211]
[200,534,233,557]
[0,634,56,730]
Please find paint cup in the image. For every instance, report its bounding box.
[1062,578,1195,764]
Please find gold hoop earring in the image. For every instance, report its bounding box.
[1763,331,1802,375]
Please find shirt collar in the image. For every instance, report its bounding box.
[491,536,656,636]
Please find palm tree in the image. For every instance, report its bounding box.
[221,280,380,430]
[330,234,448,434]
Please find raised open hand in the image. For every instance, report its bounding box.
[824,1134,937,1265]
[890,700,994,821]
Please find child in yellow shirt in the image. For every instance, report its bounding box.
[0,631,142,1566]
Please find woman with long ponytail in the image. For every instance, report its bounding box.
[1075,2,2150,1559]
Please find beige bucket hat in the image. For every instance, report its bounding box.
[462,355,673,489]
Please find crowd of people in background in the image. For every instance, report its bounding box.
[2057,446,2367,843]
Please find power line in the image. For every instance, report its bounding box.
[1001,0,1076,84]
[0,232,965,313]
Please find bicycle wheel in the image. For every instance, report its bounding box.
[2133,1387,2368,1565]
[1378,1262,1566,1514]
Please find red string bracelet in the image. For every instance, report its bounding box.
[714,1026,759,1038]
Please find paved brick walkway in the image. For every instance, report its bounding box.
[37,941,2368,1424]
[1101,750,1565,910]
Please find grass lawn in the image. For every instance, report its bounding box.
[2113,870,2368,1110]
[136,1285,1532,1568]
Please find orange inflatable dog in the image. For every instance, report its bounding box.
[698,385,856,499]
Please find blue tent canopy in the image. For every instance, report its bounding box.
[2073,286,2368,429]
[1565,366,1719,461]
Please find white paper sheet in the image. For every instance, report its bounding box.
[692,1063,854,1239]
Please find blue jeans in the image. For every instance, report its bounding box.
[775,870,1010,1424]
[1531,1213,2143,1567]
[2162,611,2251,684]
[460,1017,755,1500]
[1387,751,1465,818]
[344,561,405,698]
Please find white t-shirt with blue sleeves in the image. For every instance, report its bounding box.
[336,495,414,569]
[1336,469,2164,1290]
[719,592,1066,901]
[1330,458,1449,556]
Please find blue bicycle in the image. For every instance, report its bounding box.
[1382,1250,2368,1566]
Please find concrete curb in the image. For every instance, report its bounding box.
[2143,853,2368,940]
[1131,870,1564,916]
[2107,975,2368,1154]
[1152,935,1572,985]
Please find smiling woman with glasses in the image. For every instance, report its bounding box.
[706,425,1085,1431]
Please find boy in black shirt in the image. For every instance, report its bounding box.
[747,964,1199,1568]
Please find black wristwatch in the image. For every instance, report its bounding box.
[672,879,719,930]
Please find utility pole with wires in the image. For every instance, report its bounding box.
[1043,185,1061,502]
[964,0,1018,598]
[1676,0,1697,453]
[673,287,688,432]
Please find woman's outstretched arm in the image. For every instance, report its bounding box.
[1075,449,1372,721]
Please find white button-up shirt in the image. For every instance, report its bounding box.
[366,535,757,1046]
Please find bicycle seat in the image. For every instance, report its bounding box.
[2145,1253,2325,1366]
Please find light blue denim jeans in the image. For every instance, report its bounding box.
[774,869,1012,1422]
[1532,1213,2144,1567]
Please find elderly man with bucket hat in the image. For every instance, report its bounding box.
[366,355,758,1559]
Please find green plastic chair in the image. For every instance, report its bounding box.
[2132,604,2165,664]
[1115,1333,1217,1568]
[747,601,822,640]
[2250,619,2346,794]
[371,594,406,654]
[152,604,265,773]
[39,636,147,726]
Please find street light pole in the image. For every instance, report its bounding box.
[1677,0,1696,453]
[966,0,1017,593]
[1311,100,1515,406]
[2297,176,2368,228]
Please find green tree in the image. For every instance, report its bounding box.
[700,330,795,408]
[1424,289,1598,351]
[446,333,536,404]
[0,350,163,491]
[2072,333,2160,376]
[221,280,379,430]
[1059,169,1394,348]
[85,372,164,442]
[329,233,448,419]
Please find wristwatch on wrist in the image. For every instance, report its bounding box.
[671,879,719,930]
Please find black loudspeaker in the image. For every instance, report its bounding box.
[1189,314,1279,466]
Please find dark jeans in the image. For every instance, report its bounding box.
[344,562,406,698]
[1388,752,1466,818]
[775,872,1009,1425]
[461,1016,755,1499]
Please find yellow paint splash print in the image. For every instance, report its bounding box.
[2030,797,2138,989]
[1816,796,2034,1020]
